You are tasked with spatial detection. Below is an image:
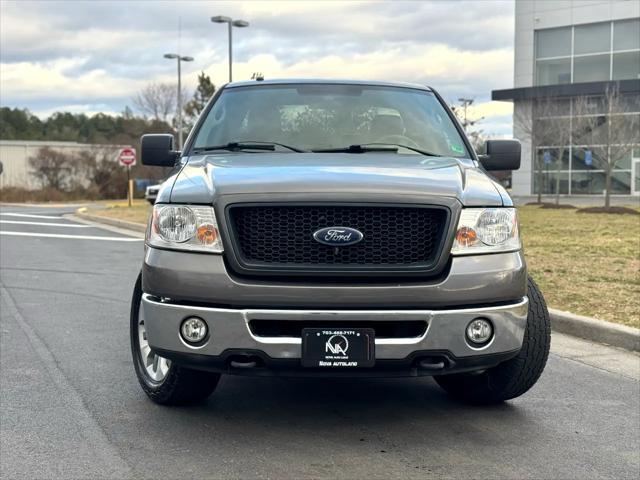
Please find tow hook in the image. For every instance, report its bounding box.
[418,356,448,370]
[229,355,261,369]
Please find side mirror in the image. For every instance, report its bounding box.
[479,139,521,171]
[141,134,179,166]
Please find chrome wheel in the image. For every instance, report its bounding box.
[137,304,171,382]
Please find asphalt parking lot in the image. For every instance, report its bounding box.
[1,204,639,480]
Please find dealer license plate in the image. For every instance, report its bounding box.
[301,328,375,368]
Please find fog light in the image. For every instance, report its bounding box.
[180,317,208,344]
[466,318,493,345]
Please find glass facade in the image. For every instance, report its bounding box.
[532,94,640,195]
[535,19,640,86]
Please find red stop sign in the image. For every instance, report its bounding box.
[118,147,136,167]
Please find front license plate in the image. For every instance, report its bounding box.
[301,328,375,368]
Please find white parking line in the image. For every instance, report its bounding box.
[0,231,143,242]
[1,220,90,228]
[0,212,64,220]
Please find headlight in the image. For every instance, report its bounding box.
[147,204,223,253]
[451,208,520,255]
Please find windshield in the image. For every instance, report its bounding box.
[191,84,470,157]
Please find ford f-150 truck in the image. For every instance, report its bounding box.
[131,79,550,406]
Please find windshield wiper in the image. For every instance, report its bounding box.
[193,141,307,153]
[312,143,441,157]
[312,144,398,154]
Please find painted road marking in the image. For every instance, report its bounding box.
[1,220,91,228]
[1,212,64,220]
[0,231,142,242]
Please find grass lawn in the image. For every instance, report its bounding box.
[84,201,640,328]
[519,205,639,328]
[85,199,152,224]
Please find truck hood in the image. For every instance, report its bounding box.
[165,153,508,206]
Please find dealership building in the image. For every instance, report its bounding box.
[492,0,640,197]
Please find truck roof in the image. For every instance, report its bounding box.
[225,78,433,92]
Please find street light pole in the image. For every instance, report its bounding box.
[211,15,250,82]
[164,53,194,150]
[458,97,474,132]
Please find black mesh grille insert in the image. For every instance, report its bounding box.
[227,204,448,269]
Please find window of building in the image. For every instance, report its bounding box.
[536,58,572,86]
[618,93,640,112]
[533,169,569,195]
[611,171,632,194]
[613,18,640,51]
[534,19,640,85]
[613,149,633,170]
[536,27,572,58]
[571,147,610,171]
[530,93,640,195]
[574,22,611,55]
[613,51,640,80]
[573,54,611,83]
[570,171,606,194]
[572,96,605,115]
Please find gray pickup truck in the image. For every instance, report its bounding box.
[131,79,550,406]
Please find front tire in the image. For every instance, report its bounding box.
[130,274,221,405]
[435,276,551,404]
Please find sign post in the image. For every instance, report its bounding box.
[117,148,137,207]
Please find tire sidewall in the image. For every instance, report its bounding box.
[434,275,551,403]
[130,273,172,391]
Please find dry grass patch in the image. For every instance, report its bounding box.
[519,205,640,327]
[85,199,152,225]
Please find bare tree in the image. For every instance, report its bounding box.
[514,97,574,204]
[133,82,185,122]
[572,85,639,209]
[29,147,74,190]
[75,147,128,198]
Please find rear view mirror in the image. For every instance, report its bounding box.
[141,134,179,167]
[479,140,521,171]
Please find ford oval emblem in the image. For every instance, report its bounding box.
[313,226,363,246]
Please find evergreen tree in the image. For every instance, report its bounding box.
[183,72,216,131]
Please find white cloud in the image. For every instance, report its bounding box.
[32,103,121,118]
[0,0,515,133]
[1,59,146,102]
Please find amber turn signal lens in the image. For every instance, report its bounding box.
[196,224,219,245]
[455,226,477,247]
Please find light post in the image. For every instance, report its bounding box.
[211,15,249,82]
[164,53,194,150]
[458,97,474,132]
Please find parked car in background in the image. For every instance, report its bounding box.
[144,184,161,205]
[131,79,551,406]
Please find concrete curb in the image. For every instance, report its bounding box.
[75,209,147,233]
[71,210,640,352]
[1,202,89,208]
[550,308,639,352]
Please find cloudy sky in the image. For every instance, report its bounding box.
[0,0,516,135]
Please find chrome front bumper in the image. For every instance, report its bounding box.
[143,294,528,363]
